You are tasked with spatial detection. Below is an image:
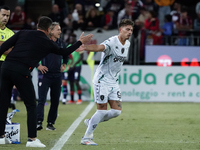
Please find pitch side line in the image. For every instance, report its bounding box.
[51,102,95,150]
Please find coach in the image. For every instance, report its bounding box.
[0,16,92,147]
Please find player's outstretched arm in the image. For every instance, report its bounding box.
[85,44,105,52]
[76,44,105,52]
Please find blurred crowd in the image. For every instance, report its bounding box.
[4,0,200,46]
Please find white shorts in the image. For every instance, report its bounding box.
[93,83,122,104]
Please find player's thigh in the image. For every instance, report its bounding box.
[93,83,108,110]
[68,68,74,81]
[74,66,81,81]
[108,85,122,110]
[62,72,68,81]
[96,103,107,110]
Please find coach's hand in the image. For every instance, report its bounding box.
[37,65,48,74]
[79,32,93,44]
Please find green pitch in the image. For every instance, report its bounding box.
[1,101,200,150]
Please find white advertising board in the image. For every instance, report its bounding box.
[79,65,200,102]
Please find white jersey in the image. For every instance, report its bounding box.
[93,35,130,85]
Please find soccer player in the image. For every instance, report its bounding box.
[61,54,73,104]
[66,33,83,104]
[67,50,83,104]
[80,19,134,145]
[36,22,68,131]
[0,16,92,147]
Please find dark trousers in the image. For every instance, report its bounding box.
[37,75,61,124]
[0,68,37,138]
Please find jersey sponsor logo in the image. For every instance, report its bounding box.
[1,35,4,39]
[121,48,125,54]
[117,91,121,98]
[113,56,126,63]
[100,95,104,100]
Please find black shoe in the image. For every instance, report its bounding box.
[46,123,56,131]
[37,121,43,130]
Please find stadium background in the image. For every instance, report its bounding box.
[2,1,200,150]
[1,0,200,102]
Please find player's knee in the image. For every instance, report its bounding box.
[97,109,107,116]
[111,109,121,118]
[96,110,108,120]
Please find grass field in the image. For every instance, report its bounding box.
[1,101,200,150]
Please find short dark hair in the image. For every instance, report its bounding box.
[119,19,134,28]
[0,5,10,11]
[37,16,52,31]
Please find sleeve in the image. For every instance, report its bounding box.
[61,41,69,64]
[100,38,112,54]
[0,31,20,57]
[50,41,82,56]
[35,63,40,68]
[62,55,69,64]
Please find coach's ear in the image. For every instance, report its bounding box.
[48,27,50,32]
[119,27,121,32]
[47,27,51,34]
